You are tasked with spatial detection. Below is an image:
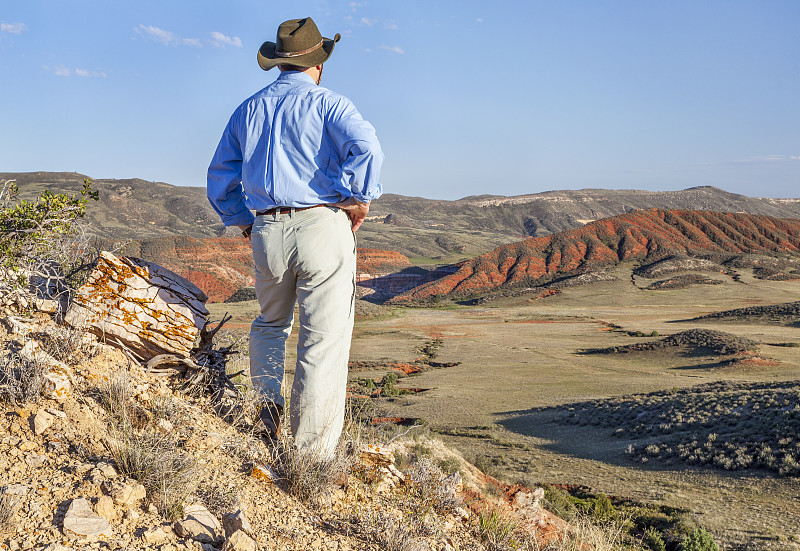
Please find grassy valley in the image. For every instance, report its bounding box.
[209,260,800,549]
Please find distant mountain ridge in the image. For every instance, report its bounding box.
[388,209,800,303]
[4,171,800,259]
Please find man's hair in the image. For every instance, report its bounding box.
[278,64,307,72]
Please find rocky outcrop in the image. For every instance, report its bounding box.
[390,209,800,302]
[62,497,113,540]
[65,251,209,359]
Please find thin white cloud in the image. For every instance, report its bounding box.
[384,20,399,30]
[45,65,106,78]
[360,17,376,27]
[1,22,27,34]
[136,25,178,45]
[74,68,107,78]
[380,45,405,54]
[136,24,241,49]
[349,2,365,11]
[700,155,798,168]
[51,65,72,77]
[209,31,242,48]
[476,18,484,23]
[739,155,786,163]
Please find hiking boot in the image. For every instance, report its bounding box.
[258,402,283,440]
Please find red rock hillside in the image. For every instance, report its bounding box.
[389,209,800,303]
[121,236,255,303]
[122,237,413,302]
[357,248,412,274]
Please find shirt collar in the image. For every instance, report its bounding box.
[277,71,316,84]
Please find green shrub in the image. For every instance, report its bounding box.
[539,484,579,521]
[680,527,718,551]
[643,526,667,551]
[0,178,98,308]
[591,492,616,521]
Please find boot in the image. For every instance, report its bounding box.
[258,402,283,440]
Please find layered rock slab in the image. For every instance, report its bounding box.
[65,251,209,359]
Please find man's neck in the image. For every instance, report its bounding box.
[280,65,321,85]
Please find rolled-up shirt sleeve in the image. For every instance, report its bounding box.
[325,97,384,203]
[207,114,255,227]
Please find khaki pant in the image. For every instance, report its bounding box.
[249,206,356,459]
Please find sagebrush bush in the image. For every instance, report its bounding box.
[404,456,462,514]
[643,526,667,551]
[353,509,429,551]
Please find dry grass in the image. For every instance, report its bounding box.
[478,509,629,551]
[0,352,48,405]
[195,471,240,518]
[0,492,20,535]
[543,516,629,551]
[478,509,518,550]
[269,430,354,503]
[35,324,91,365]
[101,369,199,520]
[351,509,432,551]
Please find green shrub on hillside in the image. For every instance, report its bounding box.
[0,178,98,309]
[680,527,719,551]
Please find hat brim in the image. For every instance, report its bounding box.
[257,33,340,71]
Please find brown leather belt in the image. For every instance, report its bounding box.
[256,204,327,216]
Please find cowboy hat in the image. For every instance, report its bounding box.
[257,17,341,71]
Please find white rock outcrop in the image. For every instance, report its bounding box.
[62,497,113,540]
[65,251,209,359]
[173,503,222,543]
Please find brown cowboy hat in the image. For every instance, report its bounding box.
[257,17,341,71]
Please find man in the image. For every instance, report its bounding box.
[206,17,383,461]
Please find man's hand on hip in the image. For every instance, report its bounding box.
[330,197,370,231]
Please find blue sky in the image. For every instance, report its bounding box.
[1,0,798,199]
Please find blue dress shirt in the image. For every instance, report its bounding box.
[207,71,384,227]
